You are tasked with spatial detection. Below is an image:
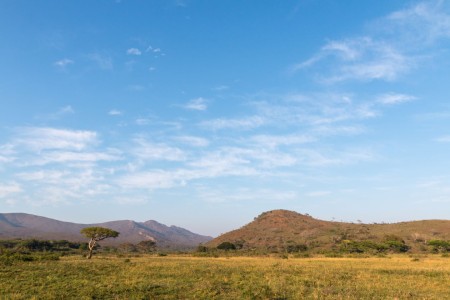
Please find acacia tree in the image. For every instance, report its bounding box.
[80,227,119,259]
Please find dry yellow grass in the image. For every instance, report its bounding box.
[1,254,449,299]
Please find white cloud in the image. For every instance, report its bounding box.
[118,170,186,190]
[386,1,450,45]
[0,144,15,163]
[33,151,120,165]
[213,85,229,91]
[318,38,412,83]
[54,58,74,68]
[0,182,22,198]
[188,150,257,178]
[175,136,210,147]
[184,97,208,111]
[126,48,142,55]
[251,134,314,148]
[313,125,365,136]
[16,170,66,182]
[132,138,186,161]
[294,1,450,84]
[200,116,265,130]
[108,109,122,116]
[15,127,98,151]
[377,93,416,105]
[135,118,151,125]
[296,148,375,167]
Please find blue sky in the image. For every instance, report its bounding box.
[1,0,450,236]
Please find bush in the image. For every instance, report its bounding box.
[428,240,450,252]
[217,242,236,251]
[136,240,156,253]
[196,245,209,252]
[285,244,308,253]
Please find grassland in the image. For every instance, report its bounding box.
[1,254,449,299]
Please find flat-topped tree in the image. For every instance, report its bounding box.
[81,227,119,259]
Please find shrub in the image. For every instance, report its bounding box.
[196,245,209,252]
[217,242,236,251]
[428,240,450,252]
[285,244,308,253]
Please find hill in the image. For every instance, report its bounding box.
[0,213,212,249]
[206,210,450,252]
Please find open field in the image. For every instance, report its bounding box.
[1,255,449,299]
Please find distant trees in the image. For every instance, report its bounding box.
[339,236,410,254]
[80,227,119,259]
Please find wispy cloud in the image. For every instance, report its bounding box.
[250,134,314,148]
[213,85,229,91]
[88,53,113,70]
[118,170,188,190]
[0,182,22,198]
[16,170,67,183]
[108,109,122,116]
[132,138,186,161]
[200,116,265,130]
[293,37,413,83]
[385,1,450,45]
[54,58,74,68]
[184,97,208,111]
[126,48,142,55]
[0,144,15,163]
[135,118,151,125]
[174,135,210,147]
[376,93,416,105]
[291,1,450,83]
[34,150,120,166]
[15,127,98,151]
[38,105,75,120]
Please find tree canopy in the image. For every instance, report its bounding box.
[80,227,119,259]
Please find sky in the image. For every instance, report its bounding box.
[1,0,450,237]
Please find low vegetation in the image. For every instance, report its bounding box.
[1,254,449,299]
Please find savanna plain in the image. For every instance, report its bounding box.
[1,254,450,299]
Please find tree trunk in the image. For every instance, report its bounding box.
[87,238,96,259]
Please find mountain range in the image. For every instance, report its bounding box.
[207,210,450,252]
[2,210,449,252]
[0,213,212,249]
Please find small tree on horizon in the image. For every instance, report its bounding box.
[80,227,119,259]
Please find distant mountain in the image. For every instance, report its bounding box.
[207,209,450,252]
[0,213,212,249]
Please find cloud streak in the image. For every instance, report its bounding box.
[184,97,208,111]
[292,1,450,83]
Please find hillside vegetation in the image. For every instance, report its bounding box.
[206,210,450,254]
